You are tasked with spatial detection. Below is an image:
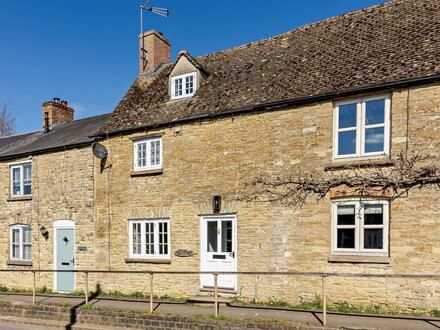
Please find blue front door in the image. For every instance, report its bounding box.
[56,228,75,292]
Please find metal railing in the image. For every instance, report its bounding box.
[1,269,440,326]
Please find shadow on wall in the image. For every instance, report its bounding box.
[65,283,101,330]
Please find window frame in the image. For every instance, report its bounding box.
[333,95,391,161]
[128,219,171,259]
[133,137,163,172]
[9,161,32,197]
[9,224,32,261]
[331,198,389,256]
[170,72,197,100]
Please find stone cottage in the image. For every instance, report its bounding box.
[0,100,108,292]
[91,0,440,310]
[1,0,440,312]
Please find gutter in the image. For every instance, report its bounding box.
[96,74,440,138]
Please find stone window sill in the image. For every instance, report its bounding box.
[7,260,32,266]
[7,196,32,202]
[325,158,393,171]
[125,258,171,264]
[130,169,163,177]
[328,255,390,264]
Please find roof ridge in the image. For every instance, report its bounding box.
[69,113,110,123]
[0,113,110,139]
[197,0,398,60]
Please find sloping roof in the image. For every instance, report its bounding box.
[0,131,40,151]
[100,0,440,134]
[0,114,110,160]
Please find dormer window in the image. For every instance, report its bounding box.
[171,72,196,100]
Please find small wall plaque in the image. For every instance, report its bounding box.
[174,249,196,257]
[78,246,88,252]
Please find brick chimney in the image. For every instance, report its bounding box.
[42,98,74,132]
[139,30,171,74]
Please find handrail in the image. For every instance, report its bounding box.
[2,268,439,327]
[1,269,440,278]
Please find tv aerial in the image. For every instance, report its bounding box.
[91,142,108,159]
[140,1,169,34]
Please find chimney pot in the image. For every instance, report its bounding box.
[139,30,171,74]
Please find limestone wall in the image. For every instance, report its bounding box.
[0,147,96,291]
[93,82,440,311]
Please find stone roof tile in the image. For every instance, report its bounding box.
[101,0,440,134]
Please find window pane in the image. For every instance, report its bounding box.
[12,229,19,244]
[337,229,355,249]
[207,221,218,252]
[158,222,168,255]
[364,205,383,225]
[174,78,182,97]
[145,223,154,255]
[23,245,31,260]
[364,229,383,249]
[337,205,355,225]
[23,165,32,180]
[12,244,19,259]
[22,227,31,244]
[365,127,384,153]
[23,181,32,195]
[338,130,356,155]
[12,168,20,181]
[132,223,141,255]
[185,75,194,94]
[338,103,357,129]
[12,182,21,195]
[136,142,147,168]
[150,140,161,166]
[221,221,233,253]
[12,168,21,195]
[365,99,385,126]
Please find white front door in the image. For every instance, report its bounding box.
[200,215,237,291]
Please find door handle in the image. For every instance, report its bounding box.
[229,252,235,258]
[69,258,75,265]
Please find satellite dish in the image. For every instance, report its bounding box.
[92,142,108,159]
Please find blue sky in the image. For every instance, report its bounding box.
[0,0,386,133]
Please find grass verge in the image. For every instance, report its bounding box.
[233,295,440,318]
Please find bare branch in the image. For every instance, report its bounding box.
[242,152,440,207]
[0,103,16,136]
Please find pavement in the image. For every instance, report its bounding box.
[0,293,439,329]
